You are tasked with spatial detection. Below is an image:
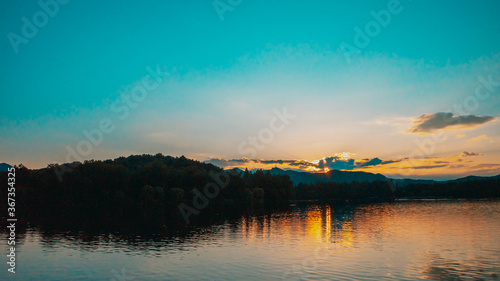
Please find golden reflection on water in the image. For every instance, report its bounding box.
[305,206,323,242]
[305,205,357,249]
[2,201,499,280]
[239,201,500,280]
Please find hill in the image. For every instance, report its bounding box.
[0,154,294,228]
[0,163,12,172]
[449,174,500,183]
[268,167,387,185]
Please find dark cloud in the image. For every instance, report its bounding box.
[359,157,382,167]
[205,158,251,168]
[206,156,402,171]
[318,157,356,170]
[461,151,483,157]
[403,164,448,170]
[311,156,396,170]
[205,158,310,168]
[408,112,495,134]
[380,159,404,165]
[259,159,297,165]
[288,160,312,167]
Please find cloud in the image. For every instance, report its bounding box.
[408,112,495,134]
[467,135,492,142]
[259,159,298,165]
[206,155,400,171]
[471,163,500,169]
[205,158,311,169]
[316,157,353,170]
[403,164,449,170]
[358,157,383,167]
[205,158,251,168]
[461,151,483,157]
[204,151,500,178]
[380,159,404,165]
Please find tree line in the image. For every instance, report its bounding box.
[0,154,293,229]
[0,154,499,229]
[294,178,500,203]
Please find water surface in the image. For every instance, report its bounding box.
[2,200,499,280]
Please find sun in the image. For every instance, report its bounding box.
[324,168,330,172]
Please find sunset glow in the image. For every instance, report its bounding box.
[1,1,499,181]
[1,1,500,280]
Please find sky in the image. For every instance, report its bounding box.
[1,0,500,180]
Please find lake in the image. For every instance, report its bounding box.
[2,200,500,280]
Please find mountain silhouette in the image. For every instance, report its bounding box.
[449,174,500,182]
[0,163,12,172]
[268,167,387,185]
[260,167,500,186]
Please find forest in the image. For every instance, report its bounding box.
[1,154,499,230]
[295,178,500,202]
[0,154,293,229]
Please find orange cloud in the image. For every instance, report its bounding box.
[467,135,490,142]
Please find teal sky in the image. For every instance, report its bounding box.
[1,0,500,179]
